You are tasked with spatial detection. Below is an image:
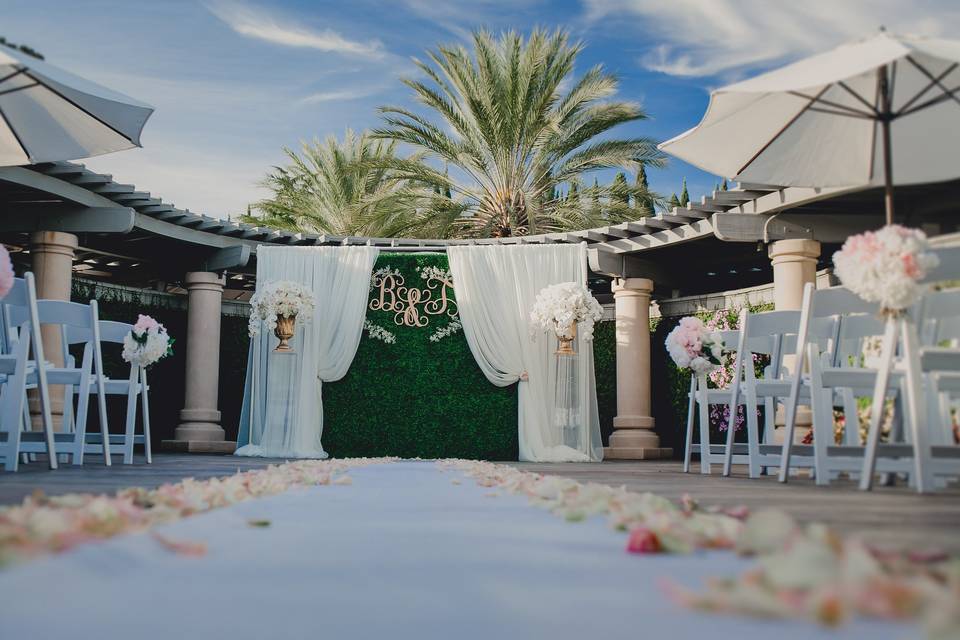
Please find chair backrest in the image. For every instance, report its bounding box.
[739,310,802,379]
[0,277,30,352]
[923,245,960,284]
[834,312,886,368]
[97,320,133,344]
[918,288,960,347]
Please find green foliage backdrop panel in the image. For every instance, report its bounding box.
[321,253,519,460]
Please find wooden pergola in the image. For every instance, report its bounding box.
[2,160,957,457]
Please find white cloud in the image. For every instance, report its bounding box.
[298,86,389,105]
[582,0,960,77]
[206,0,385,58]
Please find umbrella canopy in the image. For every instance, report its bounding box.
[659,32,960,224]
[0,47,154,166]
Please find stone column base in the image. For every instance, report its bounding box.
[605,423,671,460]
[166,408,234,454]
[604,446,673,460]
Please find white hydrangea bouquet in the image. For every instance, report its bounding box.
[833,224,939,313]
[665,316,725,375]
[529,282,603,341]
[122,314,174,368]
[247,280,315,337]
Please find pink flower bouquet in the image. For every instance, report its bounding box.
[665,316,726,375]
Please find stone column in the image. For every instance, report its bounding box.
[605,278,670,459]
[163,272,235,453]
[769,239,821,442]
[769,239,821,311]
[29,231,78,430]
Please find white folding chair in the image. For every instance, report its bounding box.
[682,329,744,474]
[722,309,821,478]
[803,312,913,485]
[74,320,152,465]
[859,286,960,492]
[779,283,878,483]
[0,274,57,471]
[27,299,111,466]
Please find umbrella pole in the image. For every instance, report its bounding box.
[879,65,895,226]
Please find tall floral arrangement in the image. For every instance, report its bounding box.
[122,314,174,368]
[665,316,725,375]
[833,224,939,312]
[0,244,13,300]
[529,282,603,341]
[248,280,315,336]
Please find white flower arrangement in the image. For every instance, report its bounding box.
[416,265,450,282]
[429,319,462,342]
[529,282,603,341]
[370,266,402,290]
[363,319,396,344]
[122,314,174,368]
[832,224,939,312]
[248,280,315,336]
[665,316,725,375]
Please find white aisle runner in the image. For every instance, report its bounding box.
[0,462,906,639]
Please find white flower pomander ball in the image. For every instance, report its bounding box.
[833,225,939,312]
[248,280,316,336]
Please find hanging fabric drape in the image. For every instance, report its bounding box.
[236,246,379,458]
[447,244,603,462]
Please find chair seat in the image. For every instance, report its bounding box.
[920,347,960,371]
[821,368,903,391]
[825,443,960,459]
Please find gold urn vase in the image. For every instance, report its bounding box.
[556,322,577,355]
[274,314,297,352]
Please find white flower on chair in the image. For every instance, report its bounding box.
[665,316,725,375]
[122,315,173,368]
[833,225,939,313]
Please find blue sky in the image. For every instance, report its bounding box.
[4,0,957,218]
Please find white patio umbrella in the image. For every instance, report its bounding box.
[659,31,960,225]
[0,46,153,166]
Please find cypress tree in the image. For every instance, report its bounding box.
[669,193,680,209]
[679,178,689,207]
[721,179,728,191]
[611,172,629,205]
[634,165,652,215]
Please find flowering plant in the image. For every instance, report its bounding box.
[833,224,939,312]
[248,280,315,336]
[121,315,173,368]
[665,316,725,375]
[0,245,13,300]
[529,282,603,341]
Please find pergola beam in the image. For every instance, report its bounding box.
[712,212,879,243]
[0,206,135,233]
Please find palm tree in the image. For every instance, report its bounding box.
[374,28,664,238]
[242,129,450,237]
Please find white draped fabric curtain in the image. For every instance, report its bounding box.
[236,246,379,458]
[447,244,603,462]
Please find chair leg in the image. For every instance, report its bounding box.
[141,369,152,465]
[900,319,934,494]
[123,370,138,464]
[697,375,712,475]
[860,319,899,491]
[683,376,696,473]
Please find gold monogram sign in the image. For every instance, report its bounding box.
[369,270,458,327]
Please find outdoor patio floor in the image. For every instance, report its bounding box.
[1,454,957,553]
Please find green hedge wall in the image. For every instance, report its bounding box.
[322,253,520,459]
